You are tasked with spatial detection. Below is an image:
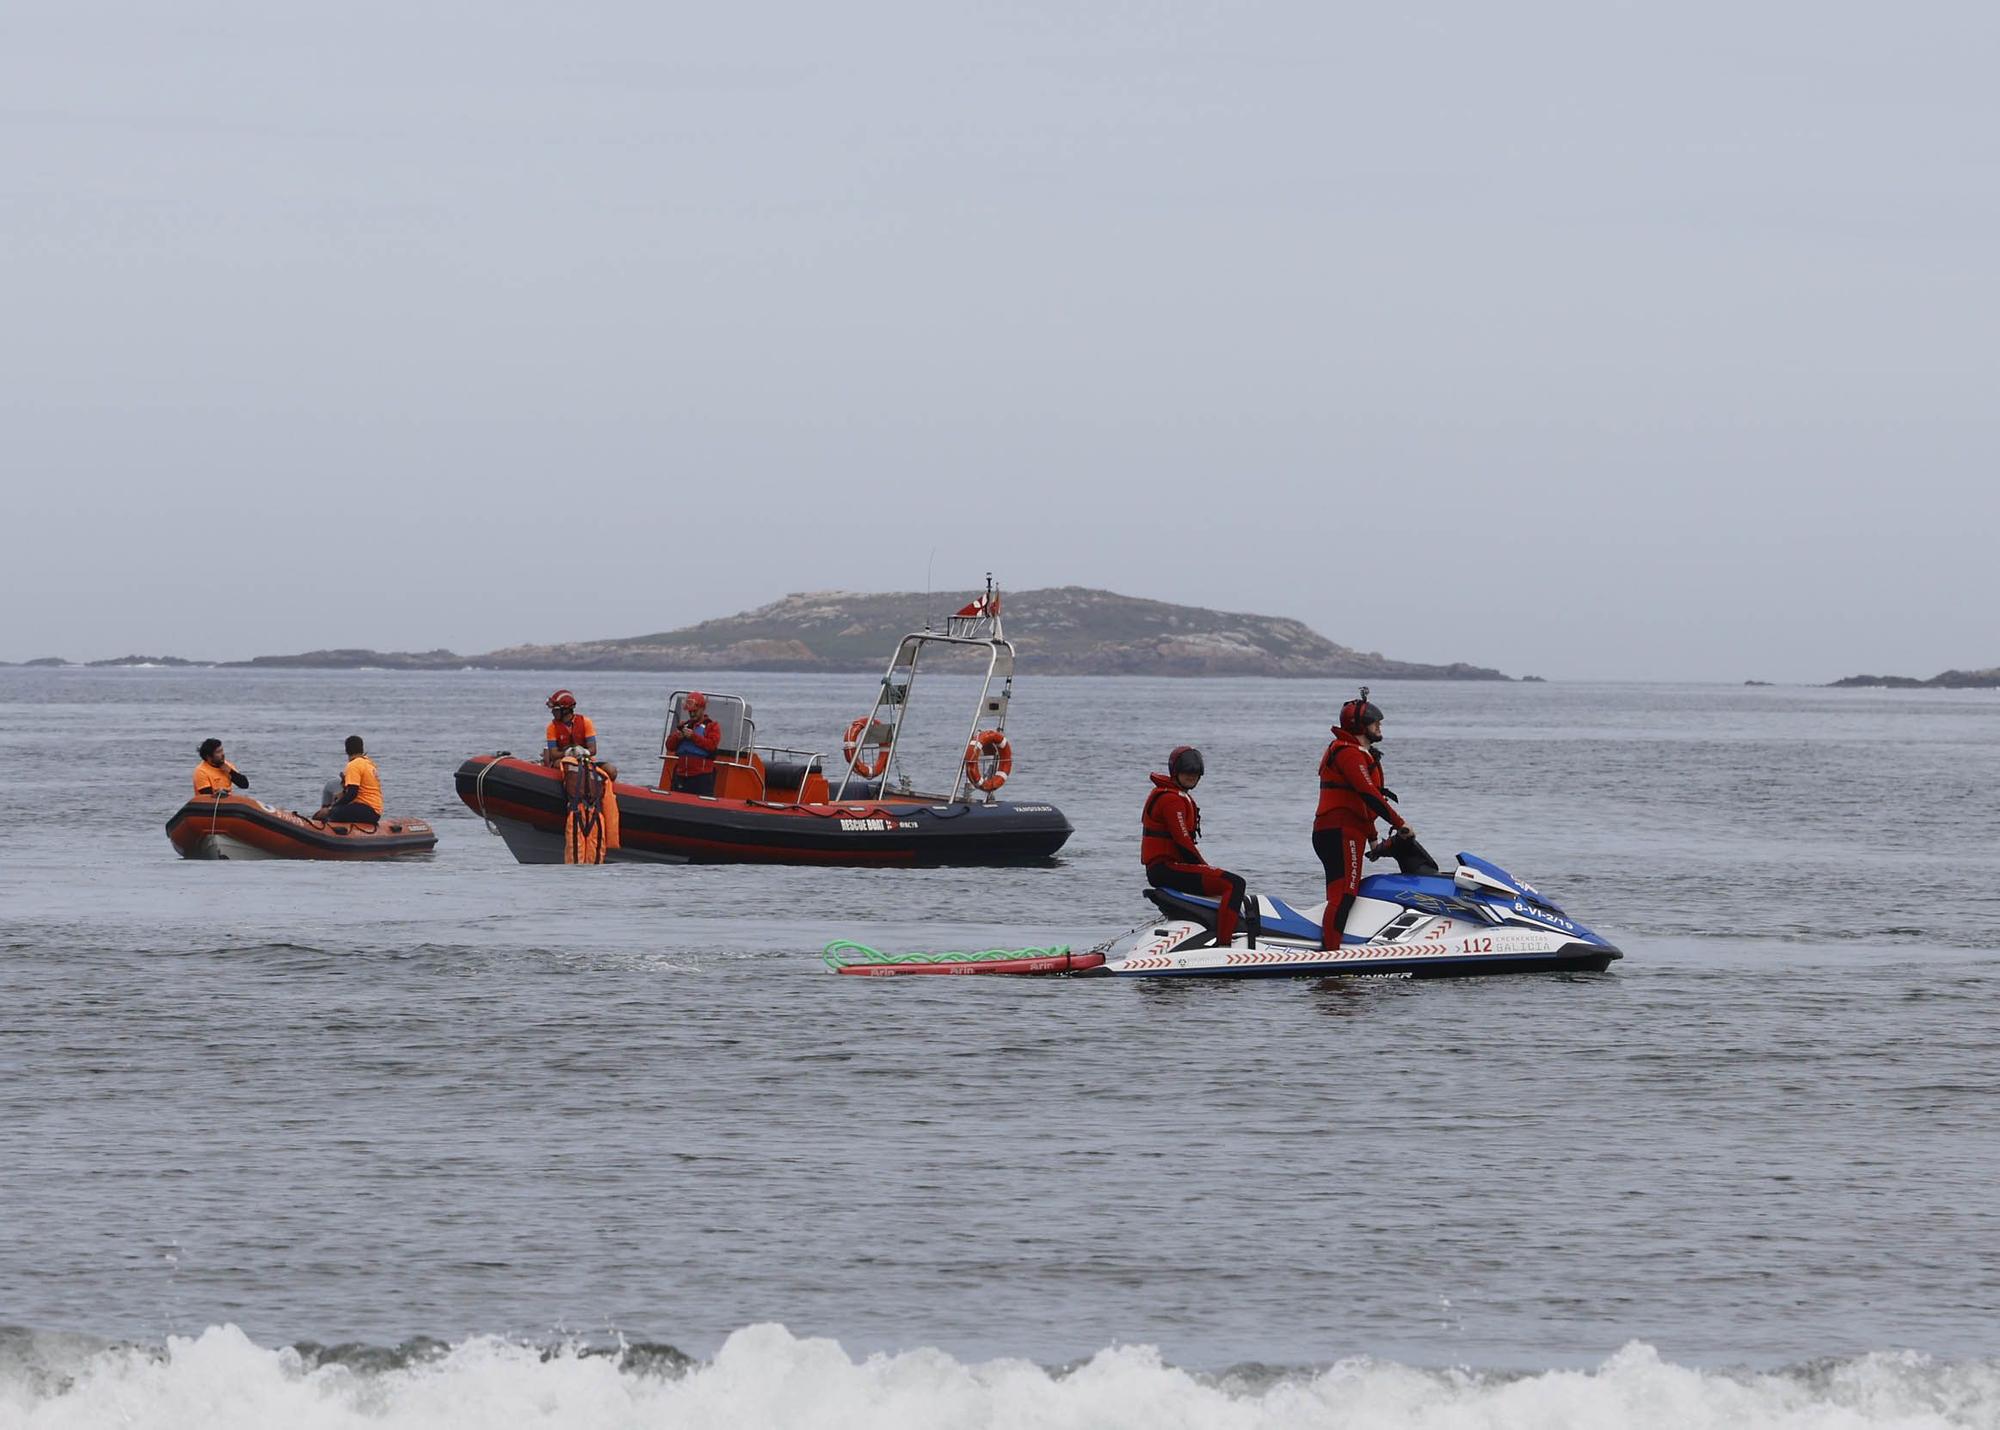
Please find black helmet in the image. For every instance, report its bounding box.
[1167,745,1204,778]
[1338,686,1384,736]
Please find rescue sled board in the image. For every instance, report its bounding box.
[822,940,1104,976]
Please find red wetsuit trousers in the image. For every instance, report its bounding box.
[1146,860,1248,948]
[1312,825,1367,951]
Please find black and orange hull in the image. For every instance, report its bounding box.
[456,755,1070,866]
[166,795,438,860]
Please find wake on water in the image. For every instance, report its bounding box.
[4,1324,1999,1429]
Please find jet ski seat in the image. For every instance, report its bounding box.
[1145,888,1321,943]
[1145,886,1214,922]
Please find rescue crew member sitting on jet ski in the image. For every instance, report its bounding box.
[665,691,723,797]
[543,690,597,767]
[1142,746,1253,949]
[193,738,249,796]
[316,734,384,826]
[1315,687,1413,951]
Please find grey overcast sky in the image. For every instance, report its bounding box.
[2,1,1994,680]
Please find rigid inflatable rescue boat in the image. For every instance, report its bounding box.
[460,580,1073,866]
[166,794,438,860]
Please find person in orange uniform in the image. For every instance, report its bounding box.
[317,734,384,826]
[665,691,723,797]
[193,738,249,796]
[543,689,597,766]
[1141,745,1253,949]
[1314,688,1413,951]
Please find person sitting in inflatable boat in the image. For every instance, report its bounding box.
[193,738,249,797]
[543,690,597,767]
[314,735,384,826]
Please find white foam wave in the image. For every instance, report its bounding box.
[4,1324,1999,1430]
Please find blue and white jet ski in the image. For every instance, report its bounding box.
[1090,843,1621,979]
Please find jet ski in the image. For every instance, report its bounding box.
[1090,840,1621,979]
[822,840,1621,979]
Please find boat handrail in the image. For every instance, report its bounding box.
[754,744,825,771]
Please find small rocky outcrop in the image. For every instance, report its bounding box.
[1828,668,1999,689]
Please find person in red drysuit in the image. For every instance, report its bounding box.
[1314,687,1414,950]
[665,691,723,797]
[1142,745,1253,949]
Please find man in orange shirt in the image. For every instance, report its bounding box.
[543,689,598,766]
[316,734,384,825]
[193,738,249,797]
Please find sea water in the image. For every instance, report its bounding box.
[3,669,1997,1428]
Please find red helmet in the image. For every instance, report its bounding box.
[1167,745,1204,778]
[1338,686,1384,735]
[685,691,707,713]
[547,689,577,714]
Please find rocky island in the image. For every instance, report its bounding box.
[229,586,1510,680]
[1828,668,2000,689]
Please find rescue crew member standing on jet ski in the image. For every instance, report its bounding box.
[1315,687,1413,951]
[665,691,723,797]
[544,690,597,766]
[1142,746,1253,949]
[193,738,248,796]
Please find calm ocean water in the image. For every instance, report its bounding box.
[3,668,1997,1428]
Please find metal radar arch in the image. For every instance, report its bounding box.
[834,574,1017,805]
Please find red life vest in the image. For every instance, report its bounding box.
[1315,729,1393,833]
[1140,773,1203,866]
[546,713,598,751]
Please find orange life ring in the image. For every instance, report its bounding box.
[843,716,889,779]
[963,729,1013,792]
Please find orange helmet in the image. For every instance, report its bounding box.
[685,691,707,713]
[547,689,577,714]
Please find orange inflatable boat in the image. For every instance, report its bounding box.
[165,794,438,861]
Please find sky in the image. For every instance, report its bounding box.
[1,1,1994,681]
